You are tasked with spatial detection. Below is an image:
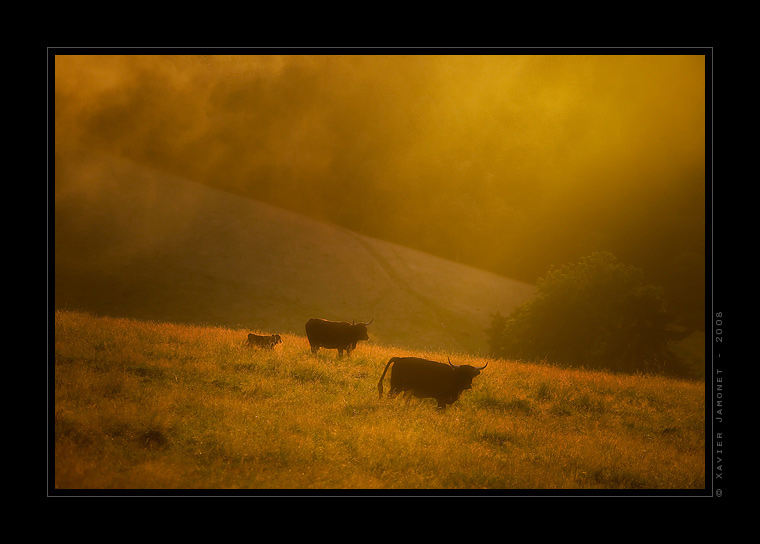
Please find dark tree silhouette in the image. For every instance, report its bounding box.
[488,252,691,376]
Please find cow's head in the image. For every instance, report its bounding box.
[448,357,487,390]
[272,334,282,345]
[351,318,373,341]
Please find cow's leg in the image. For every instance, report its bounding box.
[338,348,344,357]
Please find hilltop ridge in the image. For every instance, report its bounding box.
[54,153,535,354]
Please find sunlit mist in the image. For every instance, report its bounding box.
[54,53,706,328]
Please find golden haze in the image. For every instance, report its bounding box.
[54,53,706,325]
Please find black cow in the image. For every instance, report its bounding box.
[377,356,487,409]
[246,333,282,349]
[305,317,373,357]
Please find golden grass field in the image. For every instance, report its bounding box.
[52,309,705,492]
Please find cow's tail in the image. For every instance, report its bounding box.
[378,357,399,399]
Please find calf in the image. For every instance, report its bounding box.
[246,333,282,349]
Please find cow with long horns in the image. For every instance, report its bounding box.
[377,356,487,409]
[305,317,373,357]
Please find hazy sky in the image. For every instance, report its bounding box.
[54,53,706,325]
[55,54,705,193]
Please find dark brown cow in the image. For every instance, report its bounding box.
[305,317,372,357]
[377,356,487,409]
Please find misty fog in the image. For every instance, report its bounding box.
[54,54,706,329]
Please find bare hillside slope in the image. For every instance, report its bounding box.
[54,153,535,354]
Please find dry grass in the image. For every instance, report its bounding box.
[52,309,705,491]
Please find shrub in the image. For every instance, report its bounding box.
[488,252,690,376]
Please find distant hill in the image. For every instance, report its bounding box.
[54,153,536,355]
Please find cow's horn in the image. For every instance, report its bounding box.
[366,317,374,325]
[448,357,455,367]
[473,362,488,371]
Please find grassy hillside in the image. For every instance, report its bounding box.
[52,310,705,491]
[55,153,535,355]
